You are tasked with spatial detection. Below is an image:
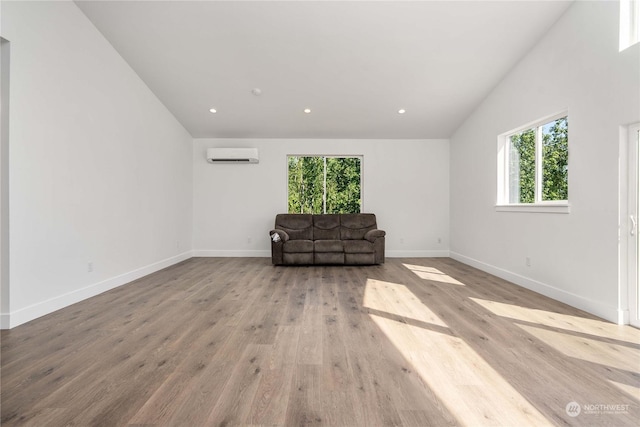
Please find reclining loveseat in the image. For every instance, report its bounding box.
[269,213,385,265]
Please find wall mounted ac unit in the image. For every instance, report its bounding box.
[206,147,259,164]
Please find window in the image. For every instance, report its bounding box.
[497,113,569,213]
[287,156,362,214]
[620,0,640,51]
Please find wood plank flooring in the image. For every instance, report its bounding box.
[1,257,639,426]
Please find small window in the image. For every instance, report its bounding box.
[497,113,569,212]
[287,156,362,214]
[620,0,640,51]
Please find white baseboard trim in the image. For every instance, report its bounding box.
[192,249,448,259]
[1,251,193,329]
[450,251,621,324]
[387,250,450,258]
[6,249,618,327]
[193,249,271,258]
[617,308,630,325]
[0,313,9,330]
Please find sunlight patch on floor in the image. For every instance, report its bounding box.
[517,324,640,373]
[365,280,551,426]
[609,380,640,400]
[363,279,447,327]
[470,297,640,344]
[402,264,466,286]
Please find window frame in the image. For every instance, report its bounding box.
[620,0,640,51]
[496,111,570,214]
[286,154,364,214]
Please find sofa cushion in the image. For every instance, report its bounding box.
[345,253,375,264]
[340,213,377,240]
[284,253,314,264]
[275,214,313,240]
[314,240,343,253]
[315,252,344,264]
[283,240,314,253]
[313,214,341,240]
[343,240,375,253]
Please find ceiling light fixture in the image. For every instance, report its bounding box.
[304,108,311,114]
[209,108,217,113]
[398,109,406,114]
[251,88,262,96]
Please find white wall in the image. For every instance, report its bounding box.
[193,138,450,258]
[1,1,193,328]
[449,0,640,323]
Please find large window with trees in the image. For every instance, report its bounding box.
[288,156,362,214]
[498,113,568,211]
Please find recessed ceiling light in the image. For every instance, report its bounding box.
[252,88,262,96]
[304,108,311,114]
[209,108,217,113]
[398,109,406,114]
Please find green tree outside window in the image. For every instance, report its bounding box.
[288,156,362,214]
[508,117,568,203]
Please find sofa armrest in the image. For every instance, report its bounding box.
[269,229,290,242]
[364,229,386,243]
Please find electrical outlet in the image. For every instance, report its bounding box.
[247,237,252,244]
[526,257,531,267]
[437,237,442,244]
[87,262,93,273]
[400,238,404,244]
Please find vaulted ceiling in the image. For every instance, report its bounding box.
[75,0,573,139]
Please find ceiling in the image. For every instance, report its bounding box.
[75,0,573,139]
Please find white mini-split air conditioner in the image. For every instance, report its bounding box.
[206,147,259,164]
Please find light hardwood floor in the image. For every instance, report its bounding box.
[1,257,639,426]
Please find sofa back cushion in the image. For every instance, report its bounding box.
[340,213,377,240]
[313,214,341,240]
[275,214,313,240]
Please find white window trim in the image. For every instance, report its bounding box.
[496,111,569,213]
[495,203,570,214]
[620,0,640,51]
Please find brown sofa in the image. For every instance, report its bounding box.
[269,213,385,265]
